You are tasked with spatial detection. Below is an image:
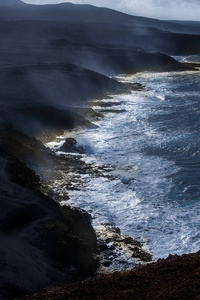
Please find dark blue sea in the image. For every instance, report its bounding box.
[48,55,200,270]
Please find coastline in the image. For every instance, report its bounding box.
[2,65,199,300]
[38,82,154,272]
[24,87,200,299]
[27,65,200,300]
[26,64,200,300]
[0,81,148,299]
[1,2,200,299]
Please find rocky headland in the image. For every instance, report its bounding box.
[0,1,200,299]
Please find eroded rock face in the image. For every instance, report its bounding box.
[58,138,84,154]
[0,129,99,300]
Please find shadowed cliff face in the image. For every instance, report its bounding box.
[0,8,199,140]
[0,2,197,135]
[0,128,99,299]
[0,55,190,136]
[0,63,132,135]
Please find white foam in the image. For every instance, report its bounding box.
[54,68,200,263]
[46,140,65,149]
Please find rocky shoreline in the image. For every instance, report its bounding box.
[1,1,200,299]
[1,55,199,300]
[0,64,198,300]
[42,90,156,270]
[5,98,200,300]
[0,128,99,300]
[0,83,150,299]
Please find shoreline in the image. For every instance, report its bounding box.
[0,81,147,299]
[1,2,200,298]
[41,83,154,273]
[2,65,199,300]
[40,64,200,273]
[25,93,200,298]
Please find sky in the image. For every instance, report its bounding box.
[22,0,200,21]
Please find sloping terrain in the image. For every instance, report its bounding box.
[0,1,199,299]
[28,251,200,300]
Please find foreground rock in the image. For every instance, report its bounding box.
[28,250,200,300]
[0,128,99,300]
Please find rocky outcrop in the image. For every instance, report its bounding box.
[0,129,99,300]
[0,63,137,136]
[58,138,84,154]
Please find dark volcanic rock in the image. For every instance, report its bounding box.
[5,157,41,190]
[0,186,99,299]
[0,129,99,300]
[27,251,200,300]
[0,63,132,135]
[0,170,98,299]
[0,126,49,163]
[58,138,84,154]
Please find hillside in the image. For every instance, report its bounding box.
[28,251,200,300]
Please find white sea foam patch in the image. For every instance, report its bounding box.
[64,176,141,226]
[173,54,200,63]
[46,140,65,150]
[156,95,165,101]
[65,149,182,260]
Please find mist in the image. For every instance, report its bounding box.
[1,0,200,136]
[22,0,200,21]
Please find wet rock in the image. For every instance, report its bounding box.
[97,240,109,252]
[5,157,40,191]
[96,223,152,273]
[102,260,112,267]
[99,109,127,113]
[74,107,103,120]
[58,138,84,154]
[131,247,153,262]
[93,101,122,107]
[123,237,142,248]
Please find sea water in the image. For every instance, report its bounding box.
[53,55,200,262]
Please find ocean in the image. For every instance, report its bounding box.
[48,55,200,269]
